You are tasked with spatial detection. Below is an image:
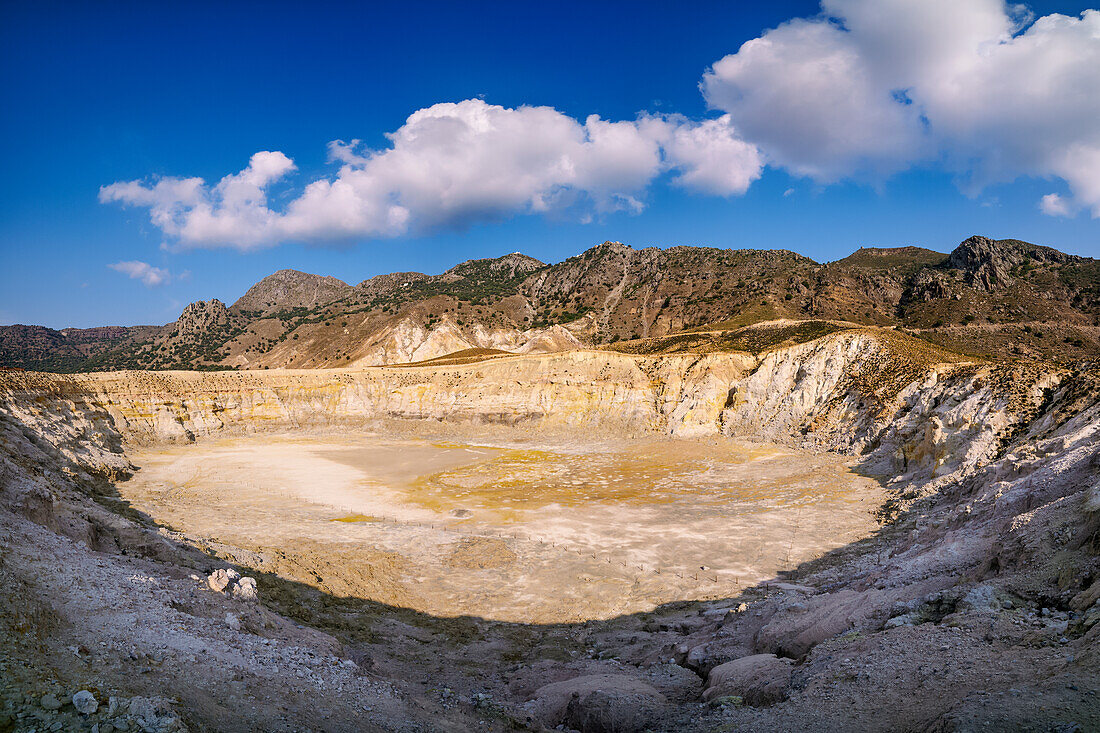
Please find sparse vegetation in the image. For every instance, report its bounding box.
[2,236,1097,372]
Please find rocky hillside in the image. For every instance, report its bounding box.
[231,269,354,315]
[0,324,159,373]
[2,235,1097,372]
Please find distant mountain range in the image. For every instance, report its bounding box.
[2,235,1097,372]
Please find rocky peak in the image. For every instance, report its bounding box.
[848,246,941,260]
[443,253,546,280]
[174,299,228,336]
[488,252,546,276]
[948,236,1077,290]
[588,241,634,258]
[355,271,429,295]
[231,269,352,314]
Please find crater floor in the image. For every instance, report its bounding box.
[121,430,884,623]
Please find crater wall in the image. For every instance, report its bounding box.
[0,332,1060,487]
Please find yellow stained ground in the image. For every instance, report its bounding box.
[120,431,884,622]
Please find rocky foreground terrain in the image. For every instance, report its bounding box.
[2,235,1098,373]
[1,324,1098,731]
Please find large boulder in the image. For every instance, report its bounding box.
[703,654,793,707]
[753,586,921,658]
[683,637,754,676]
[528,674,665,733]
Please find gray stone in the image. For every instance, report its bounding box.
[127,697,182,732]
[684,638,754,676]
[530,674,665,733]
[704,654,794,707]
[885,612,920,628]
[958,584,1013,614]
[73,690,98,715]
[39,693,61,711]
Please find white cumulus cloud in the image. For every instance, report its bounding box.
[702,17,930,181]
[101,152,295,250]
[640,114,764,195]
[703,1,1100,215]
[101,2,1100,250]
[108,260,171,287]
[1039,193,1073,217]
[101,100,760,250]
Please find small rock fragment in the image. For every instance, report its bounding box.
[207,568,232,592]
[232,576,258,601]
[885,613,920,629]
[40,693,62,710]
[73,690,98,715]
[226,612,241,631]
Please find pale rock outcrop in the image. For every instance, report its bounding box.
[206,568,240,593]
[207,568,256,600]
[347,316,583,367]
[232,576,258,601]
[125,696,189,733]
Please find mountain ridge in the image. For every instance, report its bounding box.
[2,236,1097,372]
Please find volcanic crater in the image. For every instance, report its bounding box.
[2,320,1098,732]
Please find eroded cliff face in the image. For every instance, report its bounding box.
[344,318,585,367]
[0,350,749,449]
[0,331,1058,484]
[718,333,1065,484]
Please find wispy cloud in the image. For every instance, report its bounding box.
[108,260,171,287]
[1039,193,1073,217]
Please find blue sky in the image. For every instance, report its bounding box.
[1,0,1097,328]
